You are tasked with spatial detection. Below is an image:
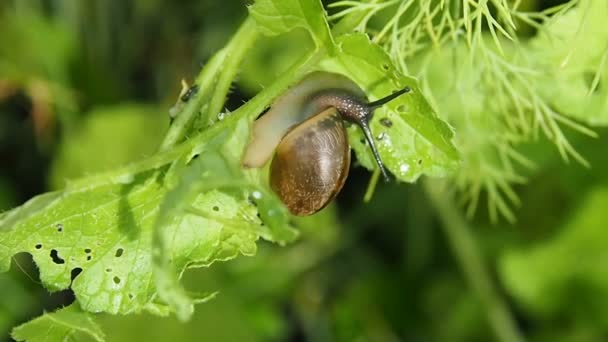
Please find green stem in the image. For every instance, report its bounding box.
[424,181,523,342]
[159,17,258,151]
[205,18,258,124]
[363,168,381,202]
[236,50,322,122]
[67,49,321,191]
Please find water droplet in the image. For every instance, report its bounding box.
[399,164,410,174]
[217,112,226,121]
[376,132,387,141]
[252,191,263,200]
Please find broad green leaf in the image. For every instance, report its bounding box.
[531,0,608,125]
[499,186,608,322]
[248,0,334,50]
[0,115,296,317]
[153,118,297,320]
[11,304,104,342]
[326,33,460,182]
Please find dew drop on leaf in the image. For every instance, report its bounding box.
[251,191,263,200]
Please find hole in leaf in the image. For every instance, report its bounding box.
[359,138,367,145]
[128,293,134,300]
[418,159,423,165]
[382,63,390,70]
[115,248,124,257]
[71,267,82,281]
[396,104,408,113]
[105,268,112,273]
[56,223,63,232]
[35,244,42,249]
[84,248,91,253]
[113,276,121,284]
[212,206,219,211]
[86,256,92,261]
[50,249,65,264]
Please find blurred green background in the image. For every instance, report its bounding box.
[1,0,607,341]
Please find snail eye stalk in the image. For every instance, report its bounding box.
[357,86,412,182]
[367,86,411,109]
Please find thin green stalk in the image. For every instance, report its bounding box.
[159,17,258,151]
[236,50,322,121]
[424,180,523,342]
[205,18,258,124]
[363,168,381,202]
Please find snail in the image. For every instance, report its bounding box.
[243,71,410,216]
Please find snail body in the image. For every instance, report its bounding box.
[243,71,409,216]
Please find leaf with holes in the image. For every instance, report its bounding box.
[0,116,296,317]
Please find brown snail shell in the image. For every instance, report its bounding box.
[243,71,410,216]
[270,107,350,216]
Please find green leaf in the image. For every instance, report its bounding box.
[153,118,297,320]
[0,115,295,317]
[499,186,608,322]
[11,304,105,342]
[327,33,460,182]
[248,0,334,50]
